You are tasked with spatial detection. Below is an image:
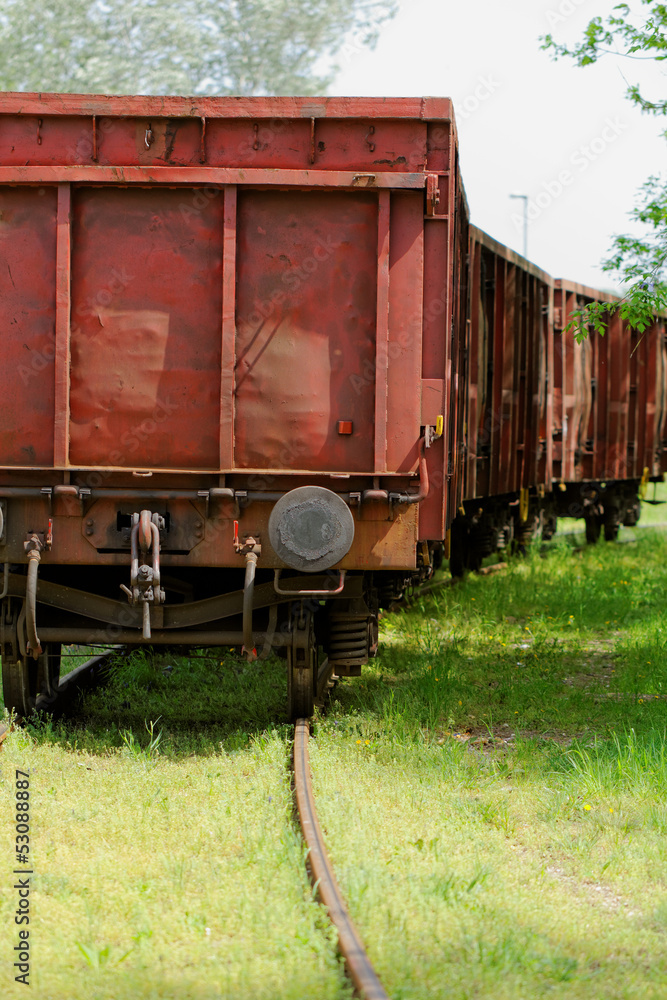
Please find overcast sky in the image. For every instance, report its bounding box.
[331,0,665,291]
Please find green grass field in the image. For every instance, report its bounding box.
[2,498,666,999]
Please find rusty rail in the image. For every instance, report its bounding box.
[386,561,508,614]
[293,718,389,1000]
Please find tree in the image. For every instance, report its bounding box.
[0,0,396,97]
[542,1,666,339]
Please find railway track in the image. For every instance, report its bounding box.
[0,648,117,748]
[386,560,508,614]
[0,566,503,991]
[2,649,387,994]
[293,717,389,1000]
[289,563,510,997]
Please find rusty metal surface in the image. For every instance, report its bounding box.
[268,487,355,572]
[463,228,553,504]
[0,187,57,467]
[3,572,364,630]
[554,281,667,485]
[0,93,454,122]
[34,628,287,646]
[0,495,417,569]
[293,718,389,1000]
[234,189,378,474]
[419,143,464,541]
[0,92,452,612]
[69,186,224,471]
[2,90,666,617]
[0,166,430,188]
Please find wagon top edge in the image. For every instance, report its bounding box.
[470,224,554,287]
[0,92,455,123]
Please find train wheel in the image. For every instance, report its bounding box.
[1,644,61,717]
[38,643,61,699]
[287,611,316,721]
[604,521,620,542]
[585,515,601,545]
[449,517,468,578]
[2,655,33,716]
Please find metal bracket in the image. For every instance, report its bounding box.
[426,173,440,216]
[274,569,346,597]
[232,526,263,661]
[120,510,166,640]
[24,522,52,552]
[233,522,261,557]
[23,533,45,658]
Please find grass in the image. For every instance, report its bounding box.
[1,497,667,998]
[0,717,349,999]
[2,656,351,998]
[308,524,667,999]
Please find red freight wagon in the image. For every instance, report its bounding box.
[450,227,553,574]
[548,280,667,542]
[0,94,467,718]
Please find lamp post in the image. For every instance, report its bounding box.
[509,193,528,260]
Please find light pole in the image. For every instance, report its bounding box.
[509,193,528,260]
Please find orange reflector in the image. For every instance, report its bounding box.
[337,421,353,435]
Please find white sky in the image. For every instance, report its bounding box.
[331,0,666,291]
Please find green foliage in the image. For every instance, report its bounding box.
[542,2,667,335]
[120,717,163,764]
[0,0,397,96]
[542,1,667,108]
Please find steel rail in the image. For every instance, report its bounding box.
[385,561,508,614]
[293,718,389,1000]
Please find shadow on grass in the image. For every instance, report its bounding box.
[22,647,292,757]
[330,636,667,742]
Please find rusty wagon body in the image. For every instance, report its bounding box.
[450,232,667,567]
[0,94,467,717]
[450,226,554,573]
[2,92,665,720]
[549,280,667,542]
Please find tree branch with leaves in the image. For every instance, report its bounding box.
[542,1,667,338]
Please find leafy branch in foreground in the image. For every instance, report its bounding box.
[542,0,667,116]
[541,1,667,335]
[570,175,667,343]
